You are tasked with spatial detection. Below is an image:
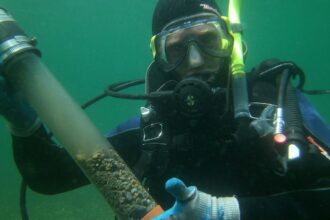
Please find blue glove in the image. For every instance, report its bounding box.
[0,75,40,136]
[152,178,240,220]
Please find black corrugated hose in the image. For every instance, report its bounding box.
[284,82,307,154]
[20,180,29,220]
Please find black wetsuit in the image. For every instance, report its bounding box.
[11,61,330,220]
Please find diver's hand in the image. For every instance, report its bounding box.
[152,178,240,220]
[0,75,40,136]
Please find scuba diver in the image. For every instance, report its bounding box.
[1,0,330,219]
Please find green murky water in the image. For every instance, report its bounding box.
[1,0,329,219]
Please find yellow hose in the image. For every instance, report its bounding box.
[228,0,245,77]
[227,0,250,118]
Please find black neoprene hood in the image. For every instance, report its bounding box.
[152,0,221,35]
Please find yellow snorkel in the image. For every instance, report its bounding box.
[191,0,250,126]
[227,0,250,118]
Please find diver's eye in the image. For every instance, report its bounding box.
[166,42,186,63]
[198,32,221,50]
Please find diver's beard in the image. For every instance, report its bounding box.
[183,71,224,89]
[185,71,215,80]
[179,71,219,87]
[178,59,229,86]
[175,57,229,83]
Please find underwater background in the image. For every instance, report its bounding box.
[0,0,329,219]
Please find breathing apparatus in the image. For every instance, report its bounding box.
[2,2,330,220]
[91,0,330,169]
[146,1,240,126]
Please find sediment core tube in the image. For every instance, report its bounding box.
[4,52,156,219]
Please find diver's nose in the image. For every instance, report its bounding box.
[187,43,204,68]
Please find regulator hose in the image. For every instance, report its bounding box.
[284,83,307,153]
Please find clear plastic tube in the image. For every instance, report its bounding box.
[4,53,156,219]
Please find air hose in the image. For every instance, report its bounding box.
[284,82,307,155]
[272,67,307,175]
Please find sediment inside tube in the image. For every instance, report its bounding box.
[78,148,155,218]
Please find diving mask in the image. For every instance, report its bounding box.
[151,13,233,72]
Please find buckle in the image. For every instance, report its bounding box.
[143,123,164,142]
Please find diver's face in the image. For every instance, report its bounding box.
[157,16,231,82]
[172,37,223,82]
